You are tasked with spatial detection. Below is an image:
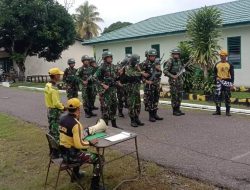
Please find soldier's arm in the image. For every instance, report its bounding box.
[163,59,174,78]
[62,68,68,82]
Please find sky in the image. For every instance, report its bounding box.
[57,0,235,30]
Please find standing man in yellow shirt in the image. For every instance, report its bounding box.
[213,50,235,116]
[44,68,65,142]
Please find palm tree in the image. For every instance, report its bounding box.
[74,1,103,39]
[187,6,222,78]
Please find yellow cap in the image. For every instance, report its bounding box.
[219,50,228,56]
[67,98,82,109]
[48,68,64,75]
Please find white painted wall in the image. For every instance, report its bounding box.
[24,41,94,76]
[93,25,250,87]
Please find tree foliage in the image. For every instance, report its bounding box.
[73,1,103,39]
[0,0,76,78]
[187,6,222,78]
[102,21,132,34]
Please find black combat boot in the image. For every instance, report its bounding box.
[92,105,99,110]
[226,106,231,116]
[213,106,221,115]
[149,111,156,122]
[103,119,109,126]
[84,109,91,118]
[135,116,144,126]
[154,110,163,120]
[130,117,138,127]
[177,106,185,115]
[173,107,181,116]
[90,176,105,190]
[71,167,85,182]
[118,109,124,117]
[111,119,123,129]
[89,110,97,117]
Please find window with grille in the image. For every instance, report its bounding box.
[227,36,241,69]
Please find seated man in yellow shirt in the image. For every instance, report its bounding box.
[59,98,104,190]
[44,68,65,142]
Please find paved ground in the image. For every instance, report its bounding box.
[1,86,250,190]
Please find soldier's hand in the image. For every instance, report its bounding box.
[102,84,109,90]
[117,81,123,87]
[89,139,98,145]
[118,69,124,75]
[156,65,161,71]
[141,72,149,78]
[146,80,153,85]
[172,75,178,80]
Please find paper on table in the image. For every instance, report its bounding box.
[105,132,131,142]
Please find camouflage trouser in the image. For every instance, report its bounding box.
[66,84,78,99]
[214,81,231,107]
[127,84,141,118]
[117,86,127,111]
[99,87,117,121]
[81,85,92,112]
[169,79,183,108]
[62,149,103,177]
[144,84,160,112]
[47,108,62,142]
[77,151,102,177]
[89,83,97,108]
[143,84,148,111]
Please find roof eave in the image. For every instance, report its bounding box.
[82,21,250,46]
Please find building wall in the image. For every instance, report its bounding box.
[93,25,250,86]
[24,41,94,76]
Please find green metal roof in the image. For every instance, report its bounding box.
[83,0,250,45]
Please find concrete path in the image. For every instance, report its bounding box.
[1,86,250,190]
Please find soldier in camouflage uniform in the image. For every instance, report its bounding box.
[116,57,130,117]
[163,48,185,116]
[124,54,144,127]
[94,51,121,128]
[139,50,149,111]
[76,55,97,118]
[63,58,78,99]
[89,57,99,111]
[141,49,163,122]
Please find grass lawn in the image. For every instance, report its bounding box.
[189,90,250,99]
[10,82,46,88]
[0,113,216,190]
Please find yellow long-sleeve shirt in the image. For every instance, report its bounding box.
[44,82,64,110]
[59,114,89,150]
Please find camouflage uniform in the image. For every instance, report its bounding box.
[95,51,120,128]
[124,54,145,127]
[163,57,184,116]
[89,63,99,110]
[48,108,62,141]
[116,59,129,117]
[76,63,96,118]
[63,67,78,99]
[141,49,163,122]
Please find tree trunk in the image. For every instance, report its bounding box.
[16,61,26,81]
[203,65,208,79]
